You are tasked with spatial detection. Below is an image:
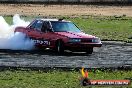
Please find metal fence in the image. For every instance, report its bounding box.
[0,0,132,4]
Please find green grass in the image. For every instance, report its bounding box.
[68,16,132,43]
[3,15,132,42]
[0,69,131,88]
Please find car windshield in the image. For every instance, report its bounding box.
[51,21,81,32]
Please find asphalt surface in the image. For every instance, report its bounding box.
[0,41,132,69]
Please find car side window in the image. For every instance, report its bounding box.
[41,21,52,33]
[34,20,43,31]
[30,20,38,29]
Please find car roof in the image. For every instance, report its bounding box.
[35,18,71,22]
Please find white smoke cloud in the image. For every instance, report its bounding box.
[0,14,35,50]
[13,14,30,27]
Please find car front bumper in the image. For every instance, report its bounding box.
[65,42,102,51]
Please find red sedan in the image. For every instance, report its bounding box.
[15,19,102,54]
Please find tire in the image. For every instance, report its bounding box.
[86,48,93,54]
[55,40,64,54]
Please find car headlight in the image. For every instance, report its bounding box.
[69,38,81,43]
[92,38,101,43]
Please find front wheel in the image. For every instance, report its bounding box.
[55,40,64,54]
[86,48,93,54]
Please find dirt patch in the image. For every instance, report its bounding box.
[0,4,132,17]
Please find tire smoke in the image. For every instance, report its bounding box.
[0,14,35,50]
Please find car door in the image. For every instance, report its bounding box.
[40,21,53,47]
[26,20,46,46]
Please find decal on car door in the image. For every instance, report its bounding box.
[31,39,50,45]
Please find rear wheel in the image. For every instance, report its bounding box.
[55,40,64,54]
[86,48,93,54]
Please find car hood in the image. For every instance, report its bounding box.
[55,32,95,38]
